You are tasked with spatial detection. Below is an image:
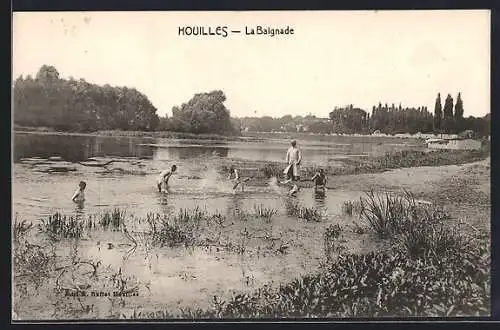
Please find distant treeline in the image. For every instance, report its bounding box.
[13,65,239,135]
[240,98,490,138]
[14,65,490,137]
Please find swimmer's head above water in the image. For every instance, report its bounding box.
[79,181,87,190]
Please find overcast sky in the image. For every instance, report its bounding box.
[13,10,490,118]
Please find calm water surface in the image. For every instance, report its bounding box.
[13,132,425,222]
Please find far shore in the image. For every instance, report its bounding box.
[13,126,450,142]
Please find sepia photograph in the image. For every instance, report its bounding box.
[12,10,491,320]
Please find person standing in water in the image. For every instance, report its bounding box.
[283,140,302,182]
[157,164,177,192]
[311,168,327,190]
[71,181,86,203]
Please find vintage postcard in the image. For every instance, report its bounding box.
[12,10,491,320]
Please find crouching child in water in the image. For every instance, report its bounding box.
[72,181,86,203]
[288,184,301,197]
[311,168,327,191]
[157,165,177,193]
[228,165,249,192]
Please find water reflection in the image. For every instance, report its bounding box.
[157,191,174,217]
[14,132,426,166]
[73,200,86,220]
[13,133,156,163]
[153,146,229,161]
[313,188,326,209]
[227,194,244,217]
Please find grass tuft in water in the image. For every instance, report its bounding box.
[358,189,449,238]
[253,204,277,223]
[143,207,227,248]
[400,221,469,259]
[286,201,322,222]
[40,213,85,239]
[324,224,345,261]
[13,217,34,243]
[342,200,364,217]
[260,164,282,179]
[95,209,126,230]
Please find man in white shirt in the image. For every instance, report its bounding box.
[156,164,177,192]
[283,140,302,182]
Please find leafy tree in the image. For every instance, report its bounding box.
[329,106,368,134]
[169,90,238,135]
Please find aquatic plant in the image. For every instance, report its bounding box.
[342,200,364,217]
[175,206,207,224]
[13,218,56,295]
[97,208,126,230]
[360,190,409,237]
[359,190,450,238]
[13,218,33,243]
[286,201,322,222]
[324,224,345,261]
[144,213,195,248]
[260,164,282,179]
[233,208,251,222]
[253,204,277,223]
[40,213,85,239]
[141,208,228,248]
[400,221,468,259]
[109,267,140,296]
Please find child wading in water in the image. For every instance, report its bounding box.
[311,168,327,190]
[157,165,177,192]
[288,184,300,197]
[71,181,86,203]
[228,165,249,192]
